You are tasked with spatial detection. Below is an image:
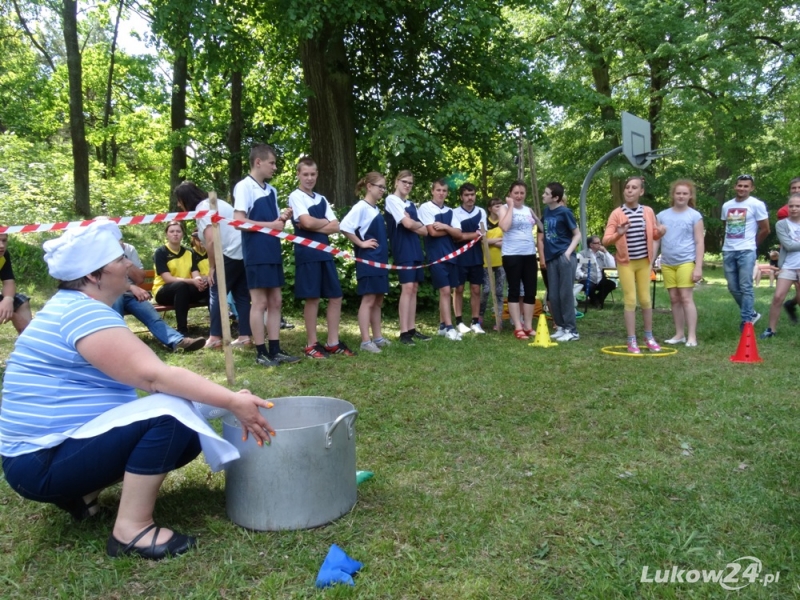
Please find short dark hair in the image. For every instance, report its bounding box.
[173,181,208,211]
[57,267,104,290]
[250,143,276,167]
[588,236,601,245]
[737,174,754,182]
[431,178,449,191]
[458,182,477,197]
[546,182,565,202]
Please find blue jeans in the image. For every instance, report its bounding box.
[209,256,251,337]
[723,249,757,322]
[2,416,201,509]
[113,294,183,349]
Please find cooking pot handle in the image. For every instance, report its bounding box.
[325,409,358,449]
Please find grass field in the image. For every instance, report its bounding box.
[0,267,797,599]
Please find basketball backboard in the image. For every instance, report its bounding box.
[621,111,652,169]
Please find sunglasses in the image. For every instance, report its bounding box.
[737,174,754,182]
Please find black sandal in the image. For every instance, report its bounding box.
[106,524,197,560]
[57,497,99,522]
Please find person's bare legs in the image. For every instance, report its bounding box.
[265,287,282,342]
[667,287,685,340]
[768,278,794,332]
[11,301,32,334]
[679,287,698,344]
[111,472,174,546]
[508,301,522,331]
[522,301,534,331]
[398,282,415,333]
[358,295,376,342]
[304,298,320,346]
[326,297,342,346]
[439,287,453,326]
[370,294,384,340]
[249,288,268,345]
[470,283,481,321]
[453,285,464,322]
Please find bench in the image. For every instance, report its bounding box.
[140,269,208,314]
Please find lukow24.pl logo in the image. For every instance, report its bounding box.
[641,556,779,591]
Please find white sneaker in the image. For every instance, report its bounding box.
[360,341,382,353]
[470,323,486,334]
[374,337,391,347]
[445,328,462,341]
[550,327,564,339]
[456,322,471,334]
[437,327,447,336]
[559,331,580,342]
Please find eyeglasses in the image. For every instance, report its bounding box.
[370,183,386,192]
[737,174,754,182]
[399,180,414,186]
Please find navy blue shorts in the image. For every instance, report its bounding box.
[357,275,389,295]
[0,293,29,311]
[245,263,284,290]
[396,262,424,284]
[430,261,459,290]
[458,264,484,286]
[295,261,343,299]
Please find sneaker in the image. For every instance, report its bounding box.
[360,340,381,353]
[445,328,462,341]
[751,312,761,325]
[411,330,432,341]
[627,340,641,354]
[456,322,471,334]
[175,337,205,352]
[470,323,486,334]
[270,349,301,364]
[256,354,279,367]
[325,341,356,356]
[645,338,661,352]
[784,300,798,324]
[560,331,580,342]
[280,317,295,330]
[760,328,775,339]
[550,327,564,339]
[304,343,329,359]
[399,333,416,346]
[374,337,391,348]
[437,327,448,336]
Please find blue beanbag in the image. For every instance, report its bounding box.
[315,544,363,588]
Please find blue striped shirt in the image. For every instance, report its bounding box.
[0,290,136,456]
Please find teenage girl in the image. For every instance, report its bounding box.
[340,172,391,353]
[603,176,666,353]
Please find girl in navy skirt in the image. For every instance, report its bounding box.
[340,172,391,353]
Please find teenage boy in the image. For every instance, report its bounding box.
[233,143,300,367]
[287,157,355,358]
[540,182,581,341]
[0,232,32,334]
[721,174,770,329]
[418,179,463,341]
[453,183,487,334]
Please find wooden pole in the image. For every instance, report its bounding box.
[208,192,235,385]
[480,223,502,331]
[517,133,525,181]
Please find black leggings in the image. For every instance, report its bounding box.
[502,254,538,304]
[155,282,208,334]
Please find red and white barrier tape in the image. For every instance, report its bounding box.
[0,211,481,271]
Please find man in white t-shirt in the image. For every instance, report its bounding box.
[720,174,770,329]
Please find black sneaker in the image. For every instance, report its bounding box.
[280,317,295,330]
[784,300,798,324]
[256,354,279,368]
[324,341,356,356]
[760,328,775,339]
[411,329,432,342]
[399,332,416,346]
[270,349,301,364]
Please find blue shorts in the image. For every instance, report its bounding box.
[430,261,459,290]
[396,262,424,284]
[245,263,284,290]
[0,293,29,311]
[357,275,389,295]
[458,264,484,286]
[295,261,343,299]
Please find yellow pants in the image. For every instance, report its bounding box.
[618,258,651,311]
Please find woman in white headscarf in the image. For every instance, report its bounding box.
[0,221,275,560]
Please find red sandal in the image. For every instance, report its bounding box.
[514,329,529,340]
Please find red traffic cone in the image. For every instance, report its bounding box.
[730,322,763,363]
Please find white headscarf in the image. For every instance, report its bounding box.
[43,220,124,280]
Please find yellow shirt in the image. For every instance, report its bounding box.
[483,217,503,268]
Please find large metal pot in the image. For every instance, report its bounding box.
[222,396,358,531]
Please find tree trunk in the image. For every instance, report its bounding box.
[62,0,90,217]
[589,51,622,209]
[170,52,188,211]
[227,70,243,194]
[101,0,125,179]
[299,28,357,208]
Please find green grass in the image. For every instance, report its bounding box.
[0,269,798,599]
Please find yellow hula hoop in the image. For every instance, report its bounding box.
[600,345,678,357]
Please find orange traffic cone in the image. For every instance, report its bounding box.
[730,322,763,363]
